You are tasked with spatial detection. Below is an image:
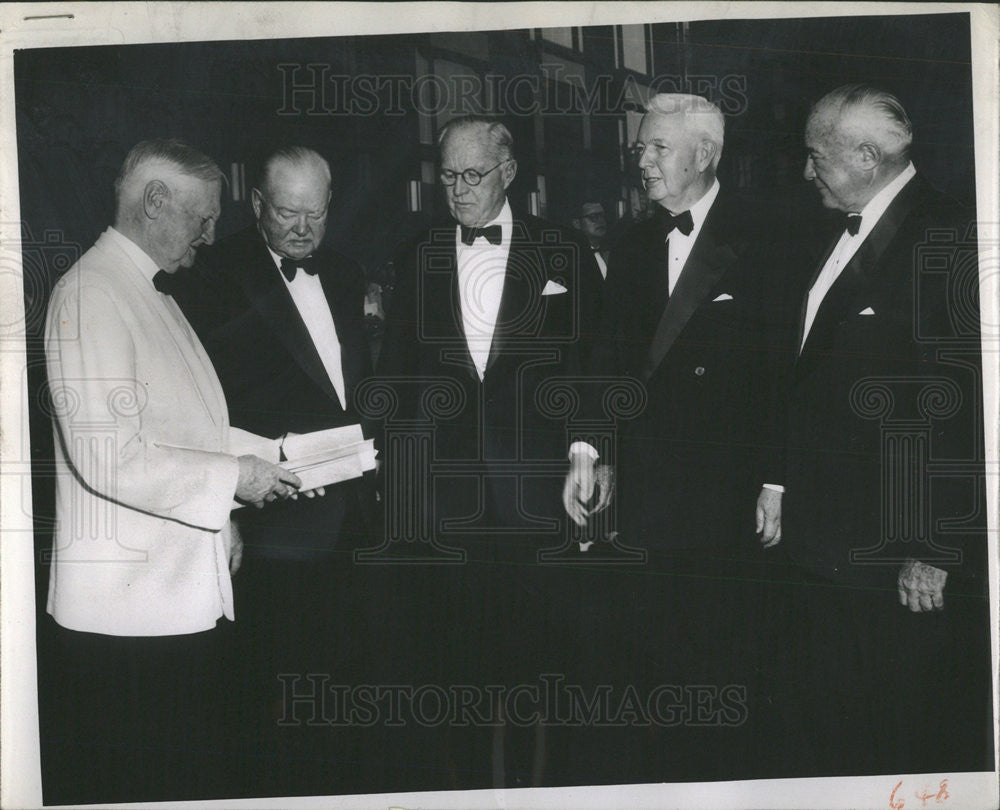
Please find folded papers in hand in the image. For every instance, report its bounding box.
[281,424,376,490]
[229,425,375,508]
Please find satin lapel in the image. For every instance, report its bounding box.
[797,175,924,375]
[484,219,532,375]
[641,205,737,382]
[440,235,480,381]
[238,239,340,402]
[795,231,841,351]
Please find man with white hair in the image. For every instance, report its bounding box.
[778,84,990,774]
[43,139,300,802]
[560,94,792,780]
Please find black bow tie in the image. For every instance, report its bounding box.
[842,213,862,236]
[460,224,502,246]
[280,256,318,281]
[152,270,174,295]
[655,207,694,237]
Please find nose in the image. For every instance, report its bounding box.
[803,155,816,181]
[291,215,310,236]
[637,145,653,169]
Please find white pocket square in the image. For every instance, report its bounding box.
[859,306,875,315]
[712,293,734,302]
[541,280,568,296]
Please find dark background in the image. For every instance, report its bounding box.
[14,11,978,802]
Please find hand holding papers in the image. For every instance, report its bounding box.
[279,425,377,492]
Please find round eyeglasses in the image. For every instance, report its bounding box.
[439,160,509,187]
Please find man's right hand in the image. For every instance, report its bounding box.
[563,453,614,526]
[235,455,302,509]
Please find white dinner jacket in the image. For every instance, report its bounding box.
[45,228,240,636]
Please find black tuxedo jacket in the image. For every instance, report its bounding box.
[378,208,602,535]
[169,225,373,560]
[783,174,985,590]
[590,191,797,553]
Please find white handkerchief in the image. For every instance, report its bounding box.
[542,280,568,296]
[712,293,734,302]
[859,306,875,315]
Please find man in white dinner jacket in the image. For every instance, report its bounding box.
[42,139,298,804]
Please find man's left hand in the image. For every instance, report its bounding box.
[898,559,947,612]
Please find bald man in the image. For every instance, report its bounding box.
[779,85,990,775]
[167,146,373,794]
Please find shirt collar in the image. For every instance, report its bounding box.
[263,238,314,283]
[456,198,513,243]
[682,178,720,233]
[853,162,916,238]
[105,227,163,289]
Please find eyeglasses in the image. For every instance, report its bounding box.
[439,160,509,187]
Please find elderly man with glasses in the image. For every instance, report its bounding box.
[374,115,602,790]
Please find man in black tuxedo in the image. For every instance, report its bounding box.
[167,146,372,794]
[776,85,992,776]
[375,116,601,789]
[561,94,794,782]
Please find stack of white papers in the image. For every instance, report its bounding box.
[228,424,375,508]
[280,424,377,491]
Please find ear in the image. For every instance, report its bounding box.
[143,180,169,220]
[501,159,517,191]
[856,141,882,170]
[695,139,717,173]
[251,187,263,220]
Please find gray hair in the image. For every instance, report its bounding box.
[437,115,514,163]
[809,84,913,162]
[644,93,725,168]
[258,146,331,196]
[114,139,222,203]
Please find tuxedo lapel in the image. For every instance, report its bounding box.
[238,235,342,404]
[437,234,480,381]
[797,174,925,374]
[484,218,533,375]
[642,202,737,382]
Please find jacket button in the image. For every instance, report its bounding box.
[694,366,705,376]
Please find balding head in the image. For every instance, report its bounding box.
[252,147,332,259]
[113,139,222,272]
[804,84,913,211]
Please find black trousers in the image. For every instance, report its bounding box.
[40,618,233,805]
[774,568,994,777]
[226,549,361,798]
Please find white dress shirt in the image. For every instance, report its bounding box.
[455,199,513,381]
[570,181,721,463]
[666,178,720,294]
[800,162,917,350]
[267,245,347,409]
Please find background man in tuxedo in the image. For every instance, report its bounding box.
[375,115,601,789]
[167,146,373,794]
[42,139,298,803]
[572,200,610,279]
[777,84,991,775]
[561,94,794,782]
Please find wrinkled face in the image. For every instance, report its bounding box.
[440,127,515,228]
[252,161,330,259]
[803,115,866,212]
[578,203,608,242]
[154,176,220,272]
[634,112,705,212]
